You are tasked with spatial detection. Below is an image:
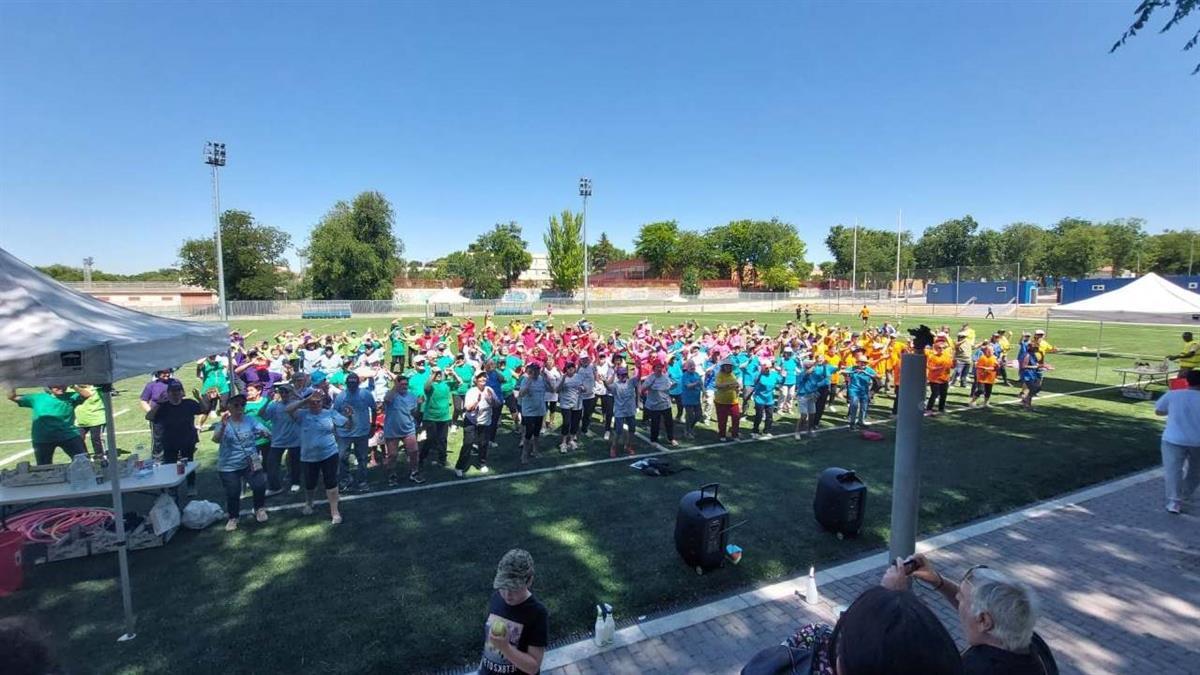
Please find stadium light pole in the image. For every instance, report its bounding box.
[895,210,902,318]
[204,141,229,322]
[579,177,592,315]
[83,256,94,289]
[851,217,858,298]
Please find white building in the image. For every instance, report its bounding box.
[519,252,551,284]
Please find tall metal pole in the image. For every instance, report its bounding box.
[889,352,927,563]
[851,218,858,297]
[83,256,94,289]
[579,177,592,315]
[211,163,228,322]
[895,209,902,317]
[100,385,137,641]
[1190,237,1195,276]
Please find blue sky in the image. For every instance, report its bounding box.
[1,1,1196,274]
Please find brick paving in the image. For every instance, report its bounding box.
[545,476,1200,675]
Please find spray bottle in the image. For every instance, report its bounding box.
[805,566,820,605]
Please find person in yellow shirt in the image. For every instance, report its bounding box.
[713,360,742,442]
[1033,329,1056,361]
[969,345,1000,407]
[859,305,871,326]
[1168,331,1200,377]
[925,338,954,414]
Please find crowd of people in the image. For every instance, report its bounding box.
[8,311,1070,528]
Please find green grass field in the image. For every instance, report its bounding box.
[1,310,1181,674]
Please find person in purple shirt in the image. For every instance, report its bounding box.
[237,354,283,397]
[140,369,182,461]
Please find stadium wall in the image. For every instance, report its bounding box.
[1058,275,1200,303]
[925,280,1037,305]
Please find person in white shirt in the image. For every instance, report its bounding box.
[1156,369,1200,514]
[456,373,500,477]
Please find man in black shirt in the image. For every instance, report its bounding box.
[479,548,548,675]
[882,555,1058,675]
[146,381,209,496]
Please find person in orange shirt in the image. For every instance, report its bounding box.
[890,340,911,415]
[969,344,1000,408]
[925,337,954,414]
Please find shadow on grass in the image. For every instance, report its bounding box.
[4,390,1162,674]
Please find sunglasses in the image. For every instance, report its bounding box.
[961,564,990,585]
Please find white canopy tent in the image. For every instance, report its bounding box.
[1049,273,1200,325]
[0,247,228,640]
[1047,273,1200,381]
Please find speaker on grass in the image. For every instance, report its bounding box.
[674,483,729,574]
[813,468,866,538]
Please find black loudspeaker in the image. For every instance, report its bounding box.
[675,483,729,574]
[813,468,867,538]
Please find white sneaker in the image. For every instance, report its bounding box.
[290,484,301,493]
[559,445,569,454]
[570,440,579,450]
[478,465,490,474]
[265,488,284,497]
[603,431,610,441]
[794,432,802,440]
[454,469,464,478]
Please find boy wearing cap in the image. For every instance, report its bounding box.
[480,549,548,674]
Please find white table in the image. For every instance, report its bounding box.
[0,462,197,527]
[1113,366,1177,399]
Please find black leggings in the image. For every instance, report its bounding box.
[581,397,597,435]
[647,408,675,443]
[266,446,300,490]
[523,416,544,440]
[80,425,105,456]
[813,386,830,427]
[751,403,774,433]
[972,382,994,400]
[671,394,683,421]
[560,408,582,436]
[456,422,492,471]
[304,454,339,491]
[600,395,614,431]
[926,382,948,411]
[421,420,450,464]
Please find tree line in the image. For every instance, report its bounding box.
[824,215,1196,282]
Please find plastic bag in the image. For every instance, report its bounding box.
[181,500,225,530]
[147,494,181,535]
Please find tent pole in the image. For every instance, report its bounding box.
[101,385,137,642]
[1094,322,1103,383]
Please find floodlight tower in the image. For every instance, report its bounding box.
[579,177,592,314]
[204,142,228,321]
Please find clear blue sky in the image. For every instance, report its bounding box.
[1,1,1197,274]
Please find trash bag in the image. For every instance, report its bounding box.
[181,500,226,530]
[147,494,181,535]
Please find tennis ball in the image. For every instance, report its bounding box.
[490,621,508,638]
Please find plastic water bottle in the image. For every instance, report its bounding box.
[68,454,94,490]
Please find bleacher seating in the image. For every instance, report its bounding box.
[301,302,352,319]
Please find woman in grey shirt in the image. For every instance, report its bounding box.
[640,360,678,447]
[557,362,586,453]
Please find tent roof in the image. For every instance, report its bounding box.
[0,248,229,386]
[427,288,470,304]
[1049,273,1200,325]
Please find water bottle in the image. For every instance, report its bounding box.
[68,454,94,490]
[135,443,147,467]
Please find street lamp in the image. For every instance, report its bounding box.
[579,177,592,314]
[204,142,228,322]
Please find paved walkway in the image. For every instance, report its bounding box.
[543,472,1200,675]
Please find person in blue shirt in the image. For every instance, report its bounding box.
[668,357,685,423]
[261,385,302,496]
[383,374,423,485]
[738,351,760,413]
[286,390,352,525]
[842,356,881,430]
[212,394,271,532]
[792,359,823,439]
[333,372,377,493]
[679,360,704,439]
[750,359,782,436]
[702,355,719,423]
[777,347,799,414]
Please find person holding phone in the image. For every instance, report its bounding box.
[212,394,271,532]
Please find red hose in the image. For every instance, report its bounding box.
[7,508,115,543]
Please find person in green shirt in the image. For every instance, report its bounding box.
[73,386,108,459]
[8,385,91,464]
[406,355,432,436]
[421,368,460,466]
[389,320,408,373]
[243,383,272,452]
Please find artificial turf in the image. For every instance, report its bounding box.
[0,310,1180,674]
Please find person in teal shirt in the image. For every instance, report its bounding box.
[842,356,880,430]
[434,343,455,371]
[8,386,90,465]
[750,361,781,436]
[496,360,519,430]
[421,368,458,466]
[388,321,408,373]
[679,361,703,439]
[777,348,799,414]
[451,353,477,431]
[668,357,685,423]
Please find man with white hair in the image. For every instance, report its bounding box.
[883,555,1058,674]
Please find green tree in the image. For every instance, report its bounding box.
[760,266,800,292]
[711,218,810,287]
[823,224,915,280]
[1101,218,1148,276]
[544,209,584,292]
[675,230,722,278]
[1041,218,1104,278]
[179,209,291,299]
[679,267,701,296]
[1111,0,1199,74]
[634,221,680,277]
[1147,229,1199,274]
[304,192,404,299]
[913,216,980,270]
[473,221,531,285]
[588,232,628,274]
[444,250,505,299]
[967,229,1005,268]
[997,222,1047,277]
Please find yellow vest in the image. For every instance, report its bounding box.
[1181,339,1200,368]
